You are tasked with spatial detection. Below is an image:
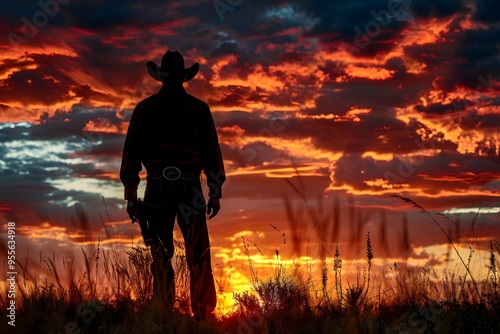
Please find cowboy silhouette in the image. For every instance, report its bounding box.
[120,50,225,321]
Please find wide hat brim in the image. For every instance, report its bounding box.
[146,61,199,82]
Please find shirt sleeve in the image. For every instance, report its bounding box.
[120,106,143,200]
[202,105,226,199]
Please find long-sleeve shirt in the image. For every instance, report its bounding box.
[120,85,225,200]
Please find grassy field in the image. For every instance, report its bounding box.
[1,196,499,333]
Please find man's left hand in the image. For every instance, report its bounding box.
[207,198,220,220]
[127,199,140,222]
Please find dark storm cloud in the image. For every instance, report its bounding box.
[0,0,53,26]
[409,0,468,19]
[454,26,500,81]
[332,150,500,195]
[0,68,72,106]
[414,99,472,115]
[0,167,56,204]
[453,34,500,91]
[403,41,458,72]
[221,141,293,168]
[0,105,127,231]
[302,0,412,56]
[215,109,458,159]
[222,4,316,42]
[62,1,173,30]
[403,26,500,93]
[1,0,187,30]
[206,86,250,108]
[466,112,500,132]
[310,58,432,116]
[459,29,499,63]
[87,135,124,158]
[0,57,33,73]
[216,111,289,136]
[412,101,500,140]
[323,115,452,154]
[317,81,409,113]
[27,106,123,141]
[472,0,500,23]
[0,52,127,108]
[0,105,125,194]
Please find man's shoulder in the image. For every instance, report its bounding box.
[133,91,210,116]
[131,93,163,117]
[186,94,210,112]
[136,93,160,109]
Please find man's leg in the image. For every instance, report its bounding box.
[145,181,177,313]
[149,234,175,313]
[177,180,216,320]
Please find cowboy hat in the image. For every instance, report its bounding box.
[146,50,199,82]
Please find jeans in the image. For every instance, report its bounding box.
[144,176,216,319]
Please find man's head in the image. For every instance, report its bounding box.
[146,50,199,85]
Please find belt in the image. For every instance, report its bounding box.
[147,166,201,181]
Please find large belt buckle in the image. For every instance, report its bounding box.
[162,166,181,180]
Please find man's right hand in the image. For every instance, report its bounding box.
[207,198,221,220]
[127,200,140,222]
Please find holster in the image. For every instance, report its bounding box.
[133,199,154,247]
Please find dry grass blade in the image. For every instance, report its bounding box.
[270,224,286,244]
[391,194,482,303]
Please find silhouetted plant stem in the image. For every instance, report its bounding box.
[334,241,343,310]
[391,195,482,303]
[366,232,373,293]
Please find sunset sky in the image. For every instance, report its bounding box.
[1,0,499,299]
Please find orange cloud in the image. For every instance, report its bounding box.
[83,118,123,134]
[345,65,395,80]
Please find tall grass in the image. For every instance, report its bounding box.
[1,194,499,333]
[391,195,482,301]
